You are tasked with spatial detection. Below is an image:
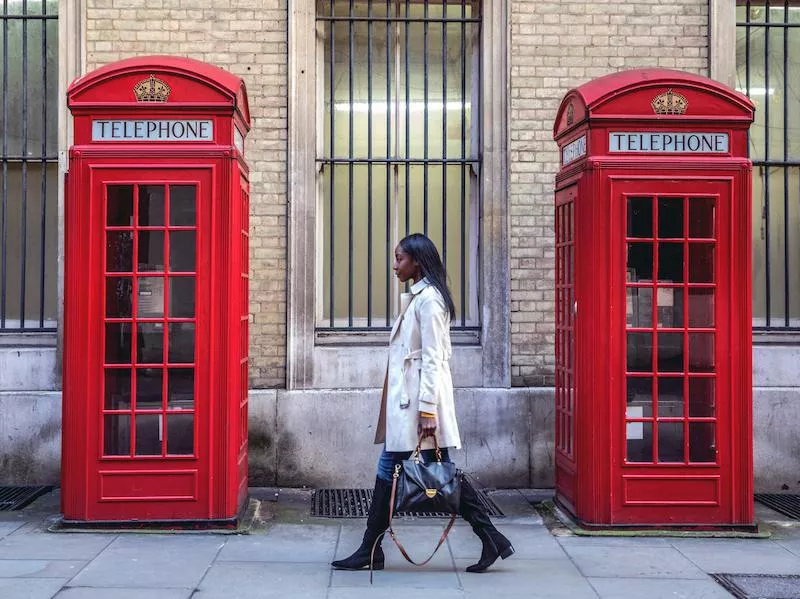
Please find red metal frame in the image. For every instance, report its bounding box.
[63,57,250,522]
[553,69,754,527]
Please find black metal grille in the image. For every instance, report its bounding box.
[755,493,800,519]
[0,485,53,511]
[711,573,800,599]
[736,2,800,331]
[311,486,504,518]
[0,1,58,332]
[316,0,481,331]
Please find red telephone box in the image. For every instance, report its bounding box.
[552,69,754,527]
[63,57,251,523]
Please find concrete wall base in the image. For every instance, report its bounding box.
[1,386,797,493]
[248,388,555,489]
[0,346,57,392]
[0,392,61,485]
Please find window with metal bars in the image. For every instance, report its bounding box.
[736,1,800,331]
[0,0,57,333]
[316,0,481,332]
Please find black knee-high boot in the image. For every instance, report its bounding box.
[331,477,392,570]
[459,476,514,573]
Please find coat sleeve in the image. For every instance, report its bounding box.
[417,290,451,413]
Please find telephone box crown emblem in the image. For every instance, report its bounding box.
[133,74,171,103]
[651,89,688,115]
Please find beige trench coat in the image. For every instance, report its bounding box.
[374,279,462,452]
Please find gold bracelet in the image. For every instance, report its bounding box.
[419,411,436,418]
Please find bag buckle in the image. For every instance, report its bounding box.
[425,489,437,498]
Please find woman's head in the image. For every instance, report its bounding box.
[394,233,456,320]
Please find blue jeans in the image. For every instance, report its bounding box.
[376,446,451,482]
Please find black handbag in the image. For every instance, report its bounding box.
[370,435,461,578]
[394,444,461,516]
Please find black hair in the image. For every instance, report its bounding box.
[399,233,457,320]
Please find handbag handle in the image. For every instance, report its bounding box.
[412,433,443,463]
[369,462,456,583]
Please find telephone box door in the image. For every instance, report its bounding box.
[88,166,212,520]
[613,177,733,524]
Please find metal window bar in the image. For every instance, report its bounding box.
[460,0,466,326]
[329,0,336,329]
[423,0,428,236]
[367,0,373,327]
[0,1,58,332]
[317,0,480,331]
[348,0,354,327]
[737,1,800,331]
[385,0,391,327]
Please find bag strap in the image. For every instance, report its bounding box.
[369,463,457,583]
[412,433,443,463]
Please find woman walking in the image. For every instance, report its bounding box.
[331,233,514,573]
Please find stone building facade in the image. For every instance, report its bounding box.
[1,0,798,493]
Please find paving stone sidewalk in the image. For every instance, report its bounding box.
[0,488,799,598]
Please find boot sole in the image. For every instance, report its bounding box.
[465,546,514,573]
[331,562,385,571]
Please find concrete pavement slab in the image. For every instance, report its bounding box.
[448,523,565,560]
[0,578,69,598]
[774,538,800,557]
[332,565,461,589]
[54,588,192,599]
[563,545,708,579]
[0,559,86,579]
[218,524,338,563]
[455,558,598,598]
[555,535,673,547]
[329,588,465,599]
[194,563,329,599]
[461,594,579,599]
[588,576,735,598]
[67,535,224,589]
[0,522,24,538]
[335,523,455,569]
[0,532,114,561]
[672,538,800,575]
[484,490,544,525]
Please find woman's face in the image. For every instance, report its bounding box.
[393,245,421,283]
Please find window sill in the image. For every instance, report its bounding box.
[0,331,58,348]
[752,331,800,345]
[315,327,481,347]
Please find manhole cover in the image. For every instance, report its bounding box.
[0,486,54,511]
[311,487,504,518]
[712,574,800,599]
[755,494,800,520]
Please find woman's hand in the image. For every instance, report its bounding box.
[418,413,438,438]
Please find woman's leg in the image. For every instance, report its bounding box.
[459,474,515,572]
[331,448,411,570]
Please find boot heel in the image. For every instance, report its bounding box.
[500,545,515,560]
[371,561,385,570]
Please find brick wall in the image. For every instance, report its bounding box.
[508,0,709,386]
[86,0,288,388]
[84,0,711,390]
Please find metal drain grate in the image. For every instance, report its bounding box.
[0,486,54,511]
[711,574,800,599]
[311,487,504,518]
[755,494,800,520]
